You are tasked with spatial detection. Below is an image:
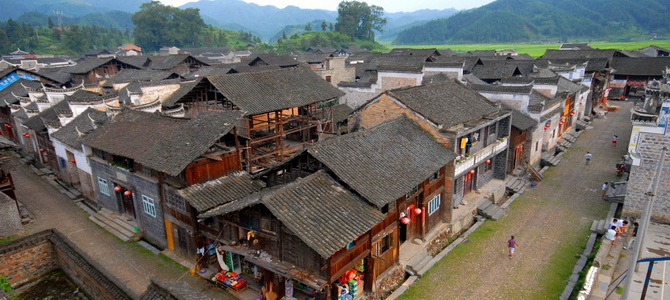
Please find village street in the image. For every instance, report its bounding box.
[400,101,633,299]
[12,157,236,299]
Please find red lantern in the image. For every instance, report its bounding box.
[469,169,475,175]
[43,153,48,157]
[123,190,132,197]
[114,186,123,192]
[70,159,76,163]
[414,208,422,215]
[4,124,10,129]
[39,148,45,152]
[516,145,522,149]
[485,159,491,164]
[400,217,410,225]
[24,133,30,138]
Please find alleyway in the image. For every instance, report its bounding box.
[12,158,235,299]
[400,102,633,299]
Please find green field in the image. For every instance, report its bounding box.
[385,40,670,57]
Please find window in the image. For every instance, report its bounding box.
[429,171,439,181]
[165,188,186,212]
[428,194,441,216]
[535,141,540,151]
[376,231,393,255]
[98,177,109,196]
[325,75,332,83]
[142,195,156,217]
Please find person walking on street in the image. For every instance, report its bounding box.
[585,152,592,165]
[612,135,618,147]
[507,236,519,258]
[602,182,609,200]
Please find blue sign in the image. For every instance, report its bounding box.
[0,72,36,92]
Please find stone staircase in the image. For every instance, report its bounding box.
[405,249,433,276]
[506,176,527,194]
[89,208,142,242]
[590,219,610,235]
[477,200,505,221]
[541,152,563,166]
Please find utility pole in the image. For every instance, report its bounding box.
[622,147,666,299]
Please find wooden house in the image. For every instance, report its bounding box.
[349,79,511,233]
[167,67,345,173]
[147,54,209,77]
[187,170,384,299]
[81,109,244,248]
[308,116,456,297]
[67,57,141,85]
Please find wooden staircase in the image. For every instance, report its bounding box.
[89,208,142,242]
[524,161,543,181]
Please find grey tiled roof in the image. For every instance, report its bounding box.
[207,67,344,115]
[389,79,500,128]
[161,79,201,107]
[541,49,615,60]
[24,105,59,131]
[308,116,456,208]
[535,58,609,73]
[67,57,114,74]
[470,83,533,94]
[261,170,384,258]
[501,76,560,85]
[245,54,301,67]
[511,109,537,131]
[35,68,72,84]
[179,172,264,213]
[149,54,208,70]
[370,54,426,73]
[116,56,151,69]
[470,61,521,80]
[610,57,670,76]
[330,104,353,123]
[51,107,108,149]
[529,90,552,106]
[110,69,179,83]
[184,66,233,80]
[0,79,30,107]
[82,109,244,176]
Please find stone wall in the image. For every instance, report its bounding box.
[374,264,405,300]
[0,230,133,299]
[0,232,57,287]
[623,134,670,223]
[0,192,21,236]
[50,231,132,300]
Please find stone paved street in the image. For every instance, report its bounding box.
[399,101,633,299]
[12,157,236,299]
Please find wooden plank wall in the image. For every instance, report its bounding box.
[185,151,241,185]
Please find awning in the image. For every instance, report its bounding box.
[222,244,328,290]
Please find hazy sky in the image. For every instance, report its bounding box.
[157,0,496,12]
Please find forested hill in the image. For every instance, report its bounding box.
[394,0,670,44]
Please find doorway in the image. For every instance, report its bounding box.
[464,171,475,195]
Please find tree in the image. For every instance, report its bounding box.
[131,1,207,52]
[329,23,334,31]
[282,31,287,39]
[321,21,327,31]
[47,17,55,29]
[305,23,312,31]
[335,1,386,42]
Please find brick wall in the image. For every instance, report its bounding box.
[623,134,670,223]
[0,230,133,299]
[0,233,57,287]
[352,95,452,147]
